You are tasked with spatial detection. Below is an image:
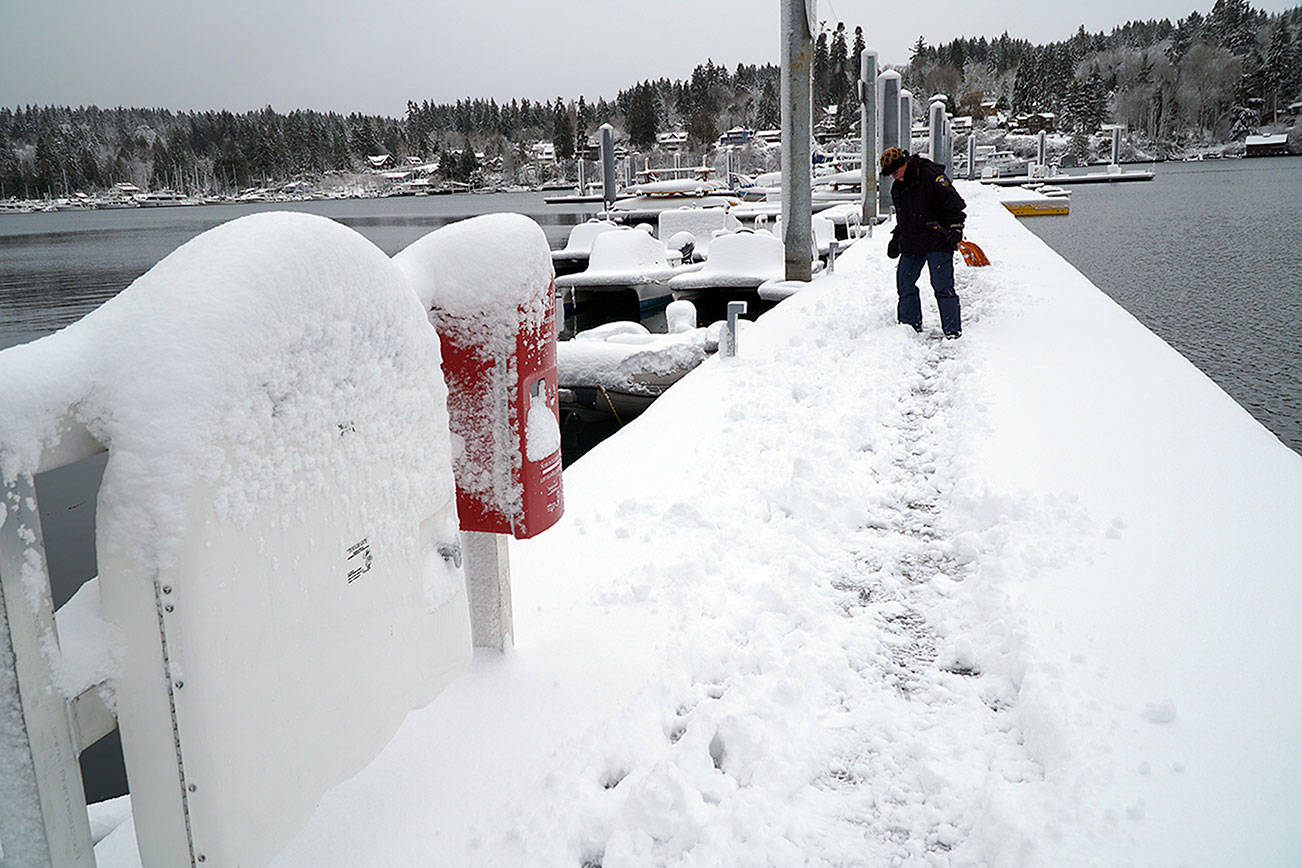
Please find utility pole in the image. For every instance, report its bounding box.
[781,0,814,282]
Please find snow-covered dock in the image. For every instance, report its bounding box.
[90,184,1301,866]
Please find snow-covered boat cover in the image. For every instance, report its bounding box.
[657,207,741,258]
[554,219,619,259]
[554,228,688,287]
[668,230,785,290]
[558,322,714,396]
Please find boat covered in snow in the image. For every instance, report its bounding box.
[557,304,729,422]
[554,227,700,331]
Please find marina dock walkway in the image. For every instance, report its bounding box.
[95,184,1302,866]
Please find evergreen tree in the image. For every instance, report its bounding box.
[756,78,780,129]
[457,146,478,183]
[0,142,22,198]
[626,82,660,148]
[552,97,574,160]
[829,22,849,107]
[349,115,379,156]
[1265,20,1296,120]
[814,30,830,107]
[576,95,591,139]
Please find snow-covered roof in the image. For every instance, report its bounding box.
[1245,134,1287,145]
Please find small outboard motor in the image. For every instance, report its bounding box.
[667,230,696,263]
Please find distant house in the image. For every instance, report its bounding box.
[950,116,973,133]
[755,129,781,144]
[717,127,755,147]
[367,154,392,169]
[531,141,556,162]
[1014,112,1057,134]
[656,128,688,149]
[1245,134,1289,157]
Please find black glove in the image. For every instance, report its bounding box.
[887,232,900,259]
[926,221,963,249]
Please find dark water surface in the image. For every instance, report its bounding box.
[1023,156,1302,455]
[0,193,593,349]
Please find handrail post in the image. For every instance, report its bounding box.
[0,473,96,867]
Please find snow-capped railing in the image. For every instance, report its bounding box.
[0,418,111,866]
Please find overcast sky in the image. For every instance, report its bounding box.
[2,0,1295,117]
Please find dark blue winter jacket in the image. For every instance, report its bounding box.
[890,155,966,255]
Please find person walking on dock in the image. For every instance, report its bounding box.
[881,147,966,338]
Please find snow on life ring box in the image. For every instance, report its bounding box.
[394,213,564,540]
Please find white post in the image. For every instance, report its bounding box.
[949,118,955,177]
[1112,126,1122,165]
[876,70,900,213]
[781,0,814,282]
[463,531,512,651]
[929,99,946,166]
[827,240,839,273]
[859,48,878,229]
[600,124,616,211]
[721,300,747,358]
[968,134,977,179]
[899,89,913,155]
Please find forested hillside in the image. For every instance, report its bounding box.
[1,0,1297,198]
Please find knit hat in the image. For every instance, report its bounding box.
[879,147,908,176]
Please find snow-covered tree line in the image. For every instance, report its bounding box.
[3,2,1297,198]
[0,105,407,198]
[906,0,1302,147]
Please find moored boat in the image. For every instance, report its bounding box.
[554,227,701,331]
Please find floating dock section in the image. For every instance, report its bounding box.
[84,184,1301,866]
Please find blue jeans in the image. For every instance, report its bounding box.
[897,251,961,335]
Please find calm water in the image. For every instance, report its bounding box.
[1023,156,1302,455]
[0,193,595,349]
